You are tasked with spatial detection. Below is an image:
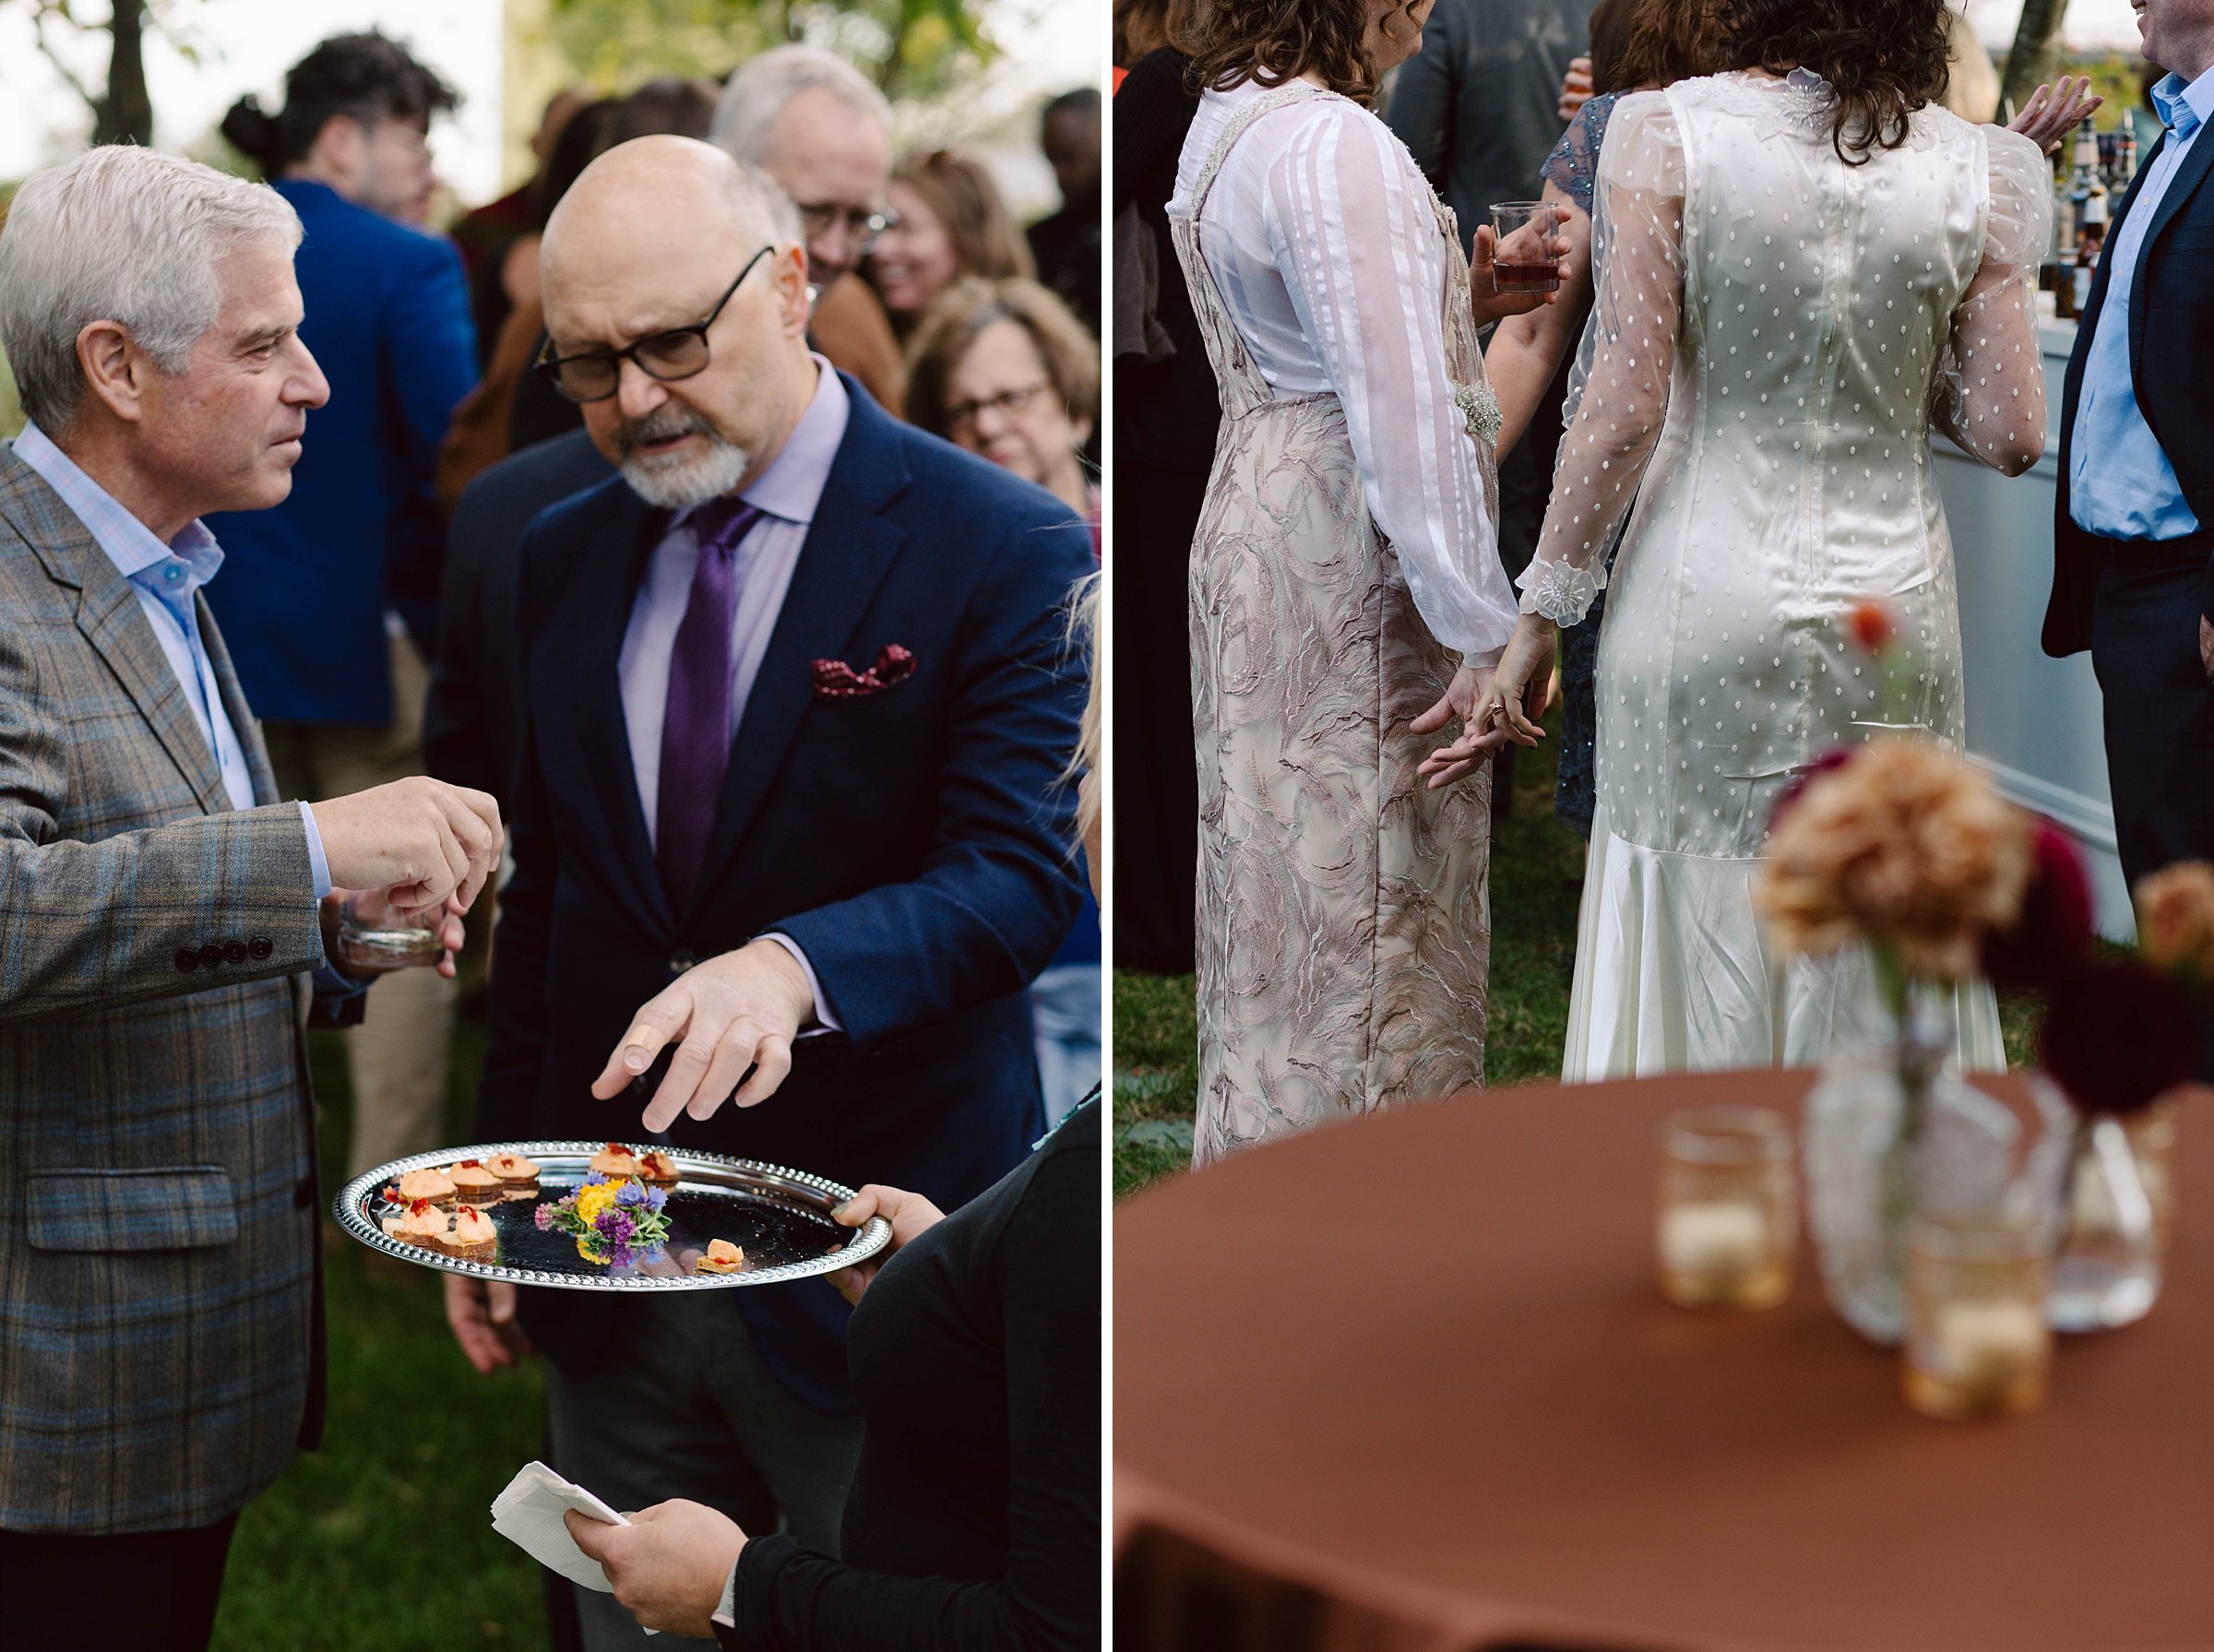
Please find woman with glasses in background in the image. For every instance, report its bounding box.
[906,277,1099,527]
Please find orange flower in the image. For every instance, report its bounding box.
[1847,597,1898,656]
[1755,737,2031,981]
[2135,862,2214,980]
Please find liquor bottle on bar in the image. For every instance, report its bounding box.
[2052,151,2077,319]
[2118,126,2139,191]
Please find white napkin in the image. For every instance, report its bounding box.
[491,1459,658,1632]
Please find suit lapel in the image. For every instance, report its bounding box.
[2130,123,2214,382]
[200,593,278,806]
[683,392,912,919]
[0,451,228,815]
[561,486,673,933]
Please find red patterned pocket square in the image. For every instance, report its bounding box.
[812,644,917,699]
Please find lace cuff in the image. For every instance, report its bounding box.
[1517,556,1607,625]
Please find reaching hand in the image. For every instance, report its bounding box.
[564,1501,744,1638]
[444,1275,534,1374]
[311,776,503,921]
[2200,615,2214,683]
[1410,663,1511,791]
[1470,214,1569,328]
[827,1183,946,1304]
[2008,77,2102,156]
[1558,55,1594,124]
[590,940,816,1131]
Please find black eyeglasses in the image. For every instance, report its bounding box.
[795,202,899,254]
[534,245,775,403]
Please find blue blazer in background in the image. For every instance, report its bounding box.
[477,378,1091,1411]
[206,177,478,725]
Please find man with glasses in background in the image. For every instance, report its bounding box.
[710,44,910,416]
[439,137,1089,1648]
[205,32,479,1187]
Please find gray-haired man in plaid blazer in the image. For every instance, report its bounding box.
[0,148,504,1647]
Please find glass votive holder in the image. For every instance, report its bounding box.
[1490,200,1564,293]
[335,904,443,972]
[1903,1216,2053,1422]
[1657,1107,1796,1311]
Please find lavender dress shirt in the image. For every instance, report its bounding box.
[617,357,850,1028]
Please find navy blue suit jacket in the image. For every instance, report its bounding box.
[476,378,1090,1409]
[2049,123,2214,655]
[206,178,478,723]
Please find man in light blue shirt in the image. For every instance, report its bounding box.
[2048,0,2214,925]
[0,145,502,1647]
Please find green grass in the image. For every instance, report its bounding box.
[212,1006,552,1649]
[1114,716,2041,1198]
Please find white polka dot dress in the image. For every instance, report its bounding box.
[1518,72,2051,1078]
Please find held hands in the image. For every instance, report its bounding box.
[1416,619,1556,789]
[827,1183,946,1305]
[1470,213,1570,328]
[1410,663,1512,791]
[313,776,504,921]
[592,940,817,1132]
[564,1501,745,1638]
[2009,77,2103,156]
[444,1276,535,1374]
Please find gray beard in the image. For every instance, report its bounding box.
[621,434,754,511]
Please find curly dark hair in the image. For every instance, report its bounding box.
[1604,0,1732,96]
[1186,0,1429,107]
[1718,0,1951,165]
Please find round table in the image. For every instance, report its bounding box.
[1115,1071,2214,1652]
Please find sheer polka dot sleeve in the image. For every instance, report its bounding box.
[1522,92,1685,625]
[1261,107,1517,659]
[1929,127,2051,477]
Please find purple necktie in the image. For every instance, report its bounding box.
[656,498,764,911]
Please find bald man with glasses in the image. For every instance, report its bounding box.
[445,138,1090,1650]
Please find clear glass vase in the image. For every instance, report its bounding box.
[1802,1008,2046,1346]
[2047,1106,2165,1333]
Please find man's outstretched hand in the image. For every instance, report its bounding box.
[591,940,817,1131]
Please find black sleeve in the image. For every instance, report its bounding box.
[1113,50,1195,216]
[723,1146,1101,1651]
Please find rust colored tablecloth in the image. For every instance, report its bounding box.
[1115,1071,2214,1652]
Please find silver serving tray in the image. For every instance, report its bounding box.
[333,1141,892,1291]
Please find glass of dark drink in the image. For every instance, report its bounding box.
[1490,201,1563,295]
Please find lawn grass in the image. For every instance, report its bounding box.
[1114,719,2041,1198]
[212,1008,552,1649]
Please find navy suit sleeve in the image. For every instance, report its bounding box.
[477,532,556,1139]
[774,506,1090,1050]
[381,232,480,654]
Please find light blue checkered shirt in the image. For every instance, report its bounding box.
[11,422,332,897]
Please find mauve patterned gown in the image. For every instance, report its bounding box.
[1171,81,1518,1165]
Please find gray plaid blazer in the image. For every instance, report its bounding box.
[0,443,334,1536]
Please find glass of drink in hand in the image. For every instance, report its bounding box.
[336,896,444,972]
[1490,201,1563,295]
